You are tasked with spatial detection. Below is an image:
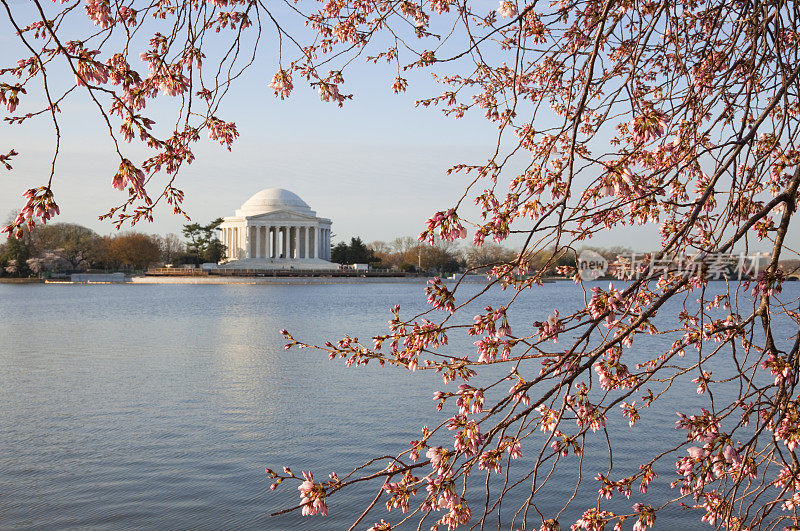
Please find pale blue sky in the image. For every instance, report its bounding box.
[0,5,796,256]
[0,5,503,245]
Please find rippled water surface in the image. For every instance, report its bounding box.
[1,280,798,530]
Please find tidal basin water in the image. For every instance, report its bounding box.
[1,280,798,530]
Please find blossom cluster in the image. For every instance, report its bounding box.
[2,186,59,238]
[207,117,239,150]
[0,83,26,112]
[268,70,294,99]
[419,209,467,244]
[112,159,148,200]
[0,148,18,170]
[425,277,455,313]
[297,471,329,516]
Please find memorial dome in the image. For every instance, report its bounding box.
[235,188,313,216]
[220,187,334,268]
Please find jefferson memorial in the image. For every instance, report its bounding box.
[218,188,338,270]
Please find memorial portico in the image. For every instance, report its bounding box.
[218,188,337,270]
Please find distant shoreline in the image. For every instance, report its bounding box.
[28,274,504,285]
[128,275,493,285]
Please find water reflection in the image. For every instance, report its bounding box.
[0,281,797,529]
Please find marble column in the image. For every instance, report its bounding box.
[246,226,252,258]
[254,226,259,259]
[250,225,259,258]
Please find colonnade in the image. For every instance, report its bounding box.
[221,225,331,261]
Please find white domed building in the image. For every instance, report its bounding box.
[218,188,337,270]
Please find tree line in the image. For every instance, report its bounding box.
[0,218,225,277]
[3,221,633,278]
[15,222,789,280]
[334,236,635,276]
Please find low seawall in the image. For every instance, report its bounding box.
[146,267,413,278]
[131,275,432,285]
[70,272,128,283]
